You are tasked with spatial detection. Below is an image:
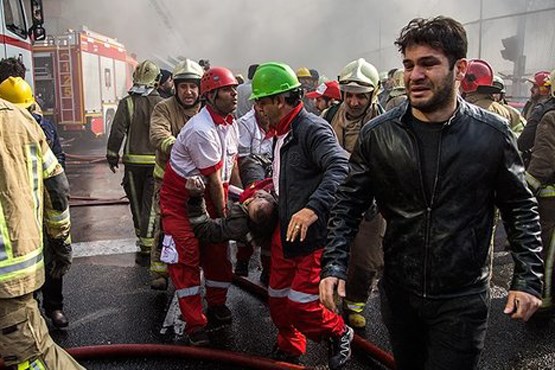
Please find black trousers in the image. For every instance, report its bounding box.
[42,267,64,312]
[379,280,490,370]
[38,235,64,312]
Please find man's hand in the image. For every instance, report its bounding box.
[319,276,346,313]
[503,290,542,321]
[107,155,119,173]
[50,238,73,279]
[186,176,206,196]
[286,208,318,242]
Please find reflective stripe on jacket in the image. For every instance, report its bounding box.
[106,91,163,165]
[150,97,199,179]
[0,100,70,298]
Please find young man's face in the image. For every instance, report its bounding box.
[315,97,331,112]
[212,85,238,115]
[176,81,199,106]
[403,44,464,114]
[255,97,282,128]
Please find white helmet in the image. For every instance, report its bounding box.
[172,59,204,82]
[338,58,380,94]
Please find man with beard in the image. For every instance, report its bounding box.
[157,69,173,98]
[149,59,204,290]
[159,67,239,346]
[324,58,386,331]
[522,71,551,121]
[320,16,543,370]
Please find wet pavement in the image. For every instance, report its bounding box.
[48,138,555,369]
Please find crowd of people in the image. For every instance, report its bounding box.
[0,14,554,370]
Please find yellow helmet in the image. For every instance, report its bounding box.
[296,67,311,78]
[338,58,380,94]
[172,59,204,82]
[0,76,35,108]
[133,60,160,87]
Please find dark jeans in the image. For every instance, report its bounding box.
[379,280,490,370]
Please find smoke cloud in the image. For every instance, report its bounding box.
[45,0,554,81]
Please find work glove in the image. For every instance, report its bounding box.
[49,238,73,279]
[185,176,205,197]
[107,154,119,173]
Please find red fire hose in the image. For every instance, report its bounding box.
[232,275,396,369]
[0,344,305,369]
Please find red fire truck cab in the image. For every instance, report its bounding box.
[32,27,137,137]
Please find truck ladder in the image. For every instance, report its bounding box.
[56,35,77,124]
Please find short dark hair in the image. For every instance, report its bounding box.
[0,57,26,82]
[249,191,278,240]
[388,68,398,78]
[394,16,467,69]
[264,88,302,107]
[247,64,259,80]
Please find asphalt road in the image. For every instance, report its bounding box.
[48,138,555,369]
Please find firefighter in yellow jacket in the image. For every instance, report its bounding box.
[106,60,163,256]
[0,98,84,369]
[149,59,203,289]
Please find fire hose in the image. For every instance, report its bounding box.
[232,275,396,370]
[0,344,306,369]
[0,279,395,370]
[69,195,129,207]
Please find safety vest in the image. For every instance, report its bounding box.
[0,100,67,298]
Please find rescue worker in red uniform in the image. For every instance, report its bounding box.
[160,67,239,346]
[107,60,163,256]
[235,103,274,282]
[251,62,353,370]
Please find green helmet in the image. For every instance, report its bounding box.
[133,60,161,87]
[250,62,301,100]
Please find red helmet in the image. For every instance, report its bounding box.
[305,80,341,100]
[200,67,238,96]
[527,71,551,95]
[461,59,494,93]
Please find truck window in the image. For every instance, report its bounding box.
[3,0,27,39]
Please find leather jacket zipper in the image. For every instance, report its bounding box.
[408,122,446,298]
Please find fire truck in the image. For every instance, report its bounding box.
[0,0,45,86]
[32,27,137,137]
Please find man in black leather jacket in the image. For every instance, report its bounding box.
[320,16,543,370]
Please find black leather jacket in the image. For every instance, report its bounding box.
[278,108,349,258]
[321,99,544,298]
